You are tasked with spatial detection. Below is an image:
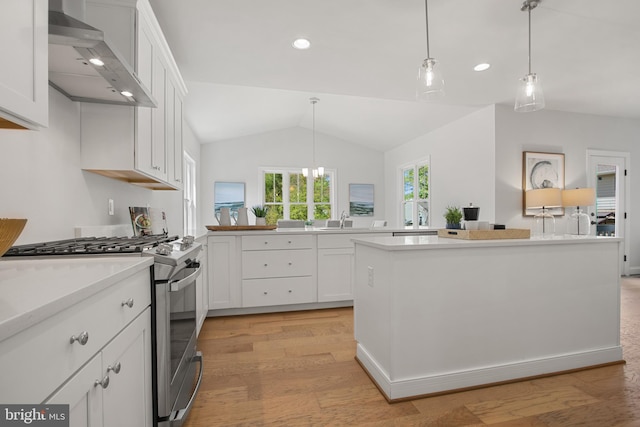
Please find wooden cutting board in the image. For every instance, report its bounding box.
[206,225,277,231]
[438,228,530,240]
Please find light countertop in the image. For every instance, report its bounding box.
[206,227,437,237]
[0,257,153,342]
[352,235,622,251]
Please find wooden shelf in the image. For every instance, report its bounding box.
[206,225,276,231]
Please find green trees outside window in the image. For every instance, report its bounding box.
[402,161,430,227]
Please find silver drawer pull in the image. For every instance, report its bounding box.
[288,290,292,293]
[264,241,268,245]
[264,263,268,267]
[121,298,134,308]
[70,331,89,345]
[95,375,110,389]
[263,291,268,295]
[288,240,292,244]
[107,362,121,374]
[288,262,292,265]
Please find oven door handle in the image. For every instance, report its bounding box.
[169,351,204,424]
[169,266,202,292]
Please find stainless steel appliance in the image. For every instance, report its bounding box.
[3,234,203,427]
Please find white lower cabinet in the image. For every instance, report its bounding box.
[196,237,209,335]
[208,236,240,309]
[317,233,389,302]
[0,267,152,426]
[46,309,152,427]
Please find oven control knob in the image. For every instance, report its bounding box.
[156,243,173,255]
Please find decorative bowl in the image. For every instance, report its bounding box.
[0,218,27,257]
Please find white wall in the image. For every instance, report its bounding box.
[199,127,385,227]
[494,104,640,271]
[0,88,185,244]
[384,106,496,228]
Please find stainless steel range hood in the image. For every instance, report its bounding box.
[48,2,156,108]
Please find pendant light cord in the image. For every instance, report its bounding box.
[528,2,532,74]
[424,0,430,58]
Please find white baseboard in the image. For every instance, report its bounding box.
[356,343,623,401]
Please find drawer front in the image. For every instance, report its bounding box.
[242,234,313,251]
[242,249,313,279]
[0,268,151,404]
[242,277,315,307]
[317,233,385,249]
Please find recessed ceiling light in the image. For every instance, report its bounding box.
[89,58,105,66]
[292,38,311,50]
[121,91,133,97]
[474,63,491,72]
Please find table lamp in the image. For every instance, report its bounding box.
[526,188,562,239]
[562,188,596,236]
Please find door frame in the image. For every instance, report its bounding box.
[586,149,630,276]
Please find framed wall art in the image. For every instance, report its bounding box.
[214,182,245,214]
[349,183,374,216]
[522,151,565,216]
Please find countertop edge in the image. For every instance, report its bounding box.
[352,235,623,251]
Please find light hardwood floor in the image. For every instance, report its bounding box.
[184,277,640,426]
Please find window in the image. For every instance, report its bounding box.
[262,168,335,223]
[183,152,197,235]
[401,159,430,228]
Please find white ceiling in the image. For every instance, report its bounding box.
[149,0,640,151]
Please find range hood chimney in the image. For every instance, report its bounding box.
[48,0,156,107]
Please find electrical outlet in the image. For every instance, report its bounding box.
[367,266,374,287]
[108,199,115,216]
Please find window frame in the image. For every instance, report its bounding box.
[183,152,197,236]
[399,157,430,229]
[260,167,336,221]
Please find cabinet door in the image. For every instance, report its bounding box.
[134,9,155,178]
[150,54,167,181]
[172,92,184,188]
[46,355,104,427]
[208,236,240,309]
[0,0,48,129]
[102,309,152,427]
[318,248,354,302]
[196,242,209,335]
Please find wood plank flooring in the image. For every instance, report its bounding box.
[184,277,640,426]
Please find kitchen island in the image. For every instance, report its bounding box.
[352,235,623,401]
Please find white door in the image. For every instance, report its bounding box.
[586,150,629,276]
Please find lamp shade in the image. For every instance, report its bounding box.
[526,188,562,209]
[562,188,595,207]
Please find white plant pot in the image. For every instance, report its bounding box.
[256,217,266,226]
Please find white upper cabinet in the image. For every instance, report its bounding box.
[80,0,186,190]
[0,0,48,129]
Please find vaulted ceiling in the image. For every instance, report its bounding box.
[149,0,640,151]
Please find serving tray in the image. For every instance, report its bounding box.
[206,225,277,231]
[438,228,530,240]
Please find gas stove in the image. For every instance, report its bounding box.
[3,235,180,257]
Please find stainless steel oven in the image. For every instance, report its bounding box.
[152,241,203,427]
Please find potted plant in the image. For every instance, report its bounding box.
[251,205,268,226]
[443,206,463,229]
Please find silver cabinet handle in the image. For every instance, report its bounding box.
[70,331,89,345]
[263,291,268,295]
[288,290,292,293]
[107,362,121,374]
[264,241,268,245]
[264,263,268,267]
[94,375,110,389]
[288,262,292,265]
[121,298,134,308]
[288,240,292,244]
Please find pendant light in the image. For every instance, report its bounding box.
[514,0,545,112]
[302,97,324,179]
[416,0,444,100]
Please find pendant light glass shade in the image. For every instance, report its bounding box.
[416,0,444,100]
[514,0,544,113]
[515,73,545,112]
[416,58,445,100]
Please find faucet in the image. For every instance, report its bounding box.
[340,210,348,228]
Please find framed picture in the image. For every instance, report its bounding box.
[349,184,374,216]
[214,182,245,214]
[522,151,565,216]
